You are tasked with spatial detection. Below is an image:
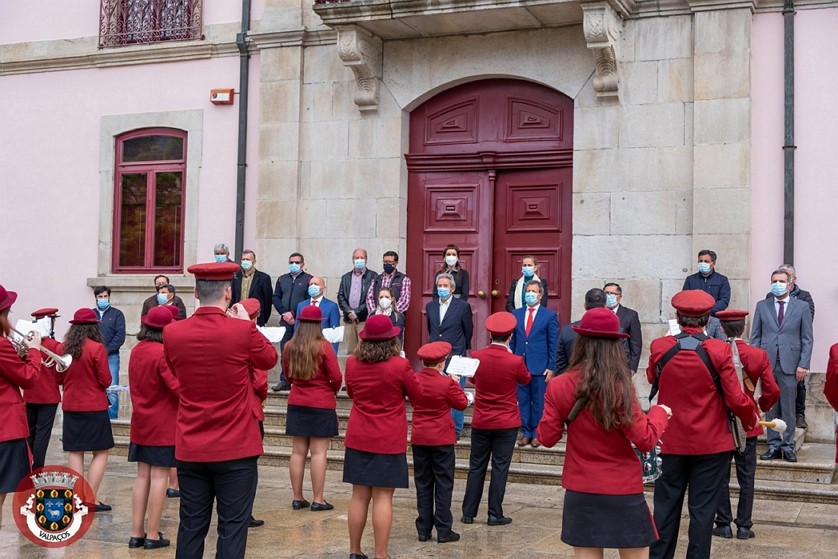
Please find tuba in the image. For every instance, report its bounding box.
[9,327,73,373]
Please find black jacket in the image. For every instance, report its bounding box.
[272,272,313,326]
[232,268,274,326]
[615,305,642,373]
[337,268,378,323]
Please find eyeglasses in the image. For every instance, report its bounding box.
[289,260,302,265]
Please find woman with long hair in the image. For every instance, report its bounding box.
[537,308,671,559]
[58,308,114,512]
[0,284,41,528]
[344,315,423,559]
[127,306,178,549]
[283,304,342,511]
[373,287,405,348]
[434,244,470,301]
[505,255,548,312]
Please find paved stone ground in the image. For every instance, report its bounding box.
[2,435,838,558]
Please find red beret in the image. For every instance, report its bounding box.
[417,341,452,363]
[572,308,629,339]
[31,307,59,319]
[69,308,100,325]
[165,305,182,320]
[671,290,715,317]
[716,309,749,321]
[0,284,18,312]
[240,298,261,320]
[142,306,173,329]
[187,262,240,281]
[485,311,517,336]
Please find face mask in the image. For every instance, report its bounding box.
[698,262,711,274]
[289,263,302,274]
[445,255,458,267]
[378,297,392,309]
[522,266,535,279]
[241,260,253,271]
[383,263,395,274]
[97,299,110,310]
[606,294,618,308]
[308,285,321,298]
[771,282,788,297]
[353,259,366,270]
[214,254,227,263]
[437,287,451,300]
[156,293,168,305]
[524,292,539,306]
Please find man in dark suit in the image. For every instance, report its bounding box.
[295,276,342,354]
[141,275,188,318]
[682,249,731,316]
[271,252,313,391]
[604,282,642,374]
[555,288,605,374]
[337,248,377,355]
[426,272,473,438]
[752,268,814,463]
[231,250,273,327]
[511,280,559,448]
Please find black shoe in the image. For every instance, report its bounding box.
[248,515,264,528]
[271,382,291,392]
[349,554,368,559]
[417,534,431,542]
[144,532,170,549]
[437,531,461,543]
[487,515,512,526]
[460,516,473,524]
[166,488,180,498]
[310,501,334,511]
[128,534,146,549]
[94,502,112,512]
[736,527,756,539]
[712,525,733,538]
[760,448,780,460]
[796,415,808,429]
[292,499,311,510]
[782,448,798,463]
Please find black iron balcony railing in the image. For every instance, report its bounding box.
[99,0,203,48]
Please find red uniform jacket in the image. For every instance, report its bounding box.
[537,369,669,495]
[732,339,780,437]
[345,355,423,454]
[824,343,838,462]
[23,337,61,404]
[410,367,468,446]
[253,368,268,422]
[128,340,179,446]
[57,339,111,412]
[164,307,278,462]
[0,339,41,442]
[470,344,531,430]
[284,339,342,409]
[647,327,757,454]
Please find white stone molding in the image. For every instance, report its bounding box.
[335,26,383,112]
[581,2,622,99]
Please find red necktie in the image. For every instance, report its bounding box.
[777,300,785,326]
[525,308,534,337]
[310,299,317,306]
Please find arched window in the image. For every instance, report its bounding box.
[113,128,186,273]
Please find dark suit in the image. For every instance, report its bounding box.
[272,272,313,385]
[511,305,559,439]
[554,321,578,374]
[682,270,730,315]
[615,305,642,372]
[142,294,188,319]
[232,269,273,326]
[295,297,341,354]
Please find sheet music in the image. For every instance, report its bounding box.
[322,326,345,344]
[668,319,681,336]
[14,319,50,339]
[445,356,480,377]
[257,326,286,344]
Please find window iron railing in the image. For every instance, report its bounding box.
[99,0,203,48]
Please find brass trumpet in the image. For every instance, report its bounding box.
[9,327,73,373]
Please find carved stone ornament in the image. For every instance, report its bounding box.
[581,2,622,99]
[336,26,383,112]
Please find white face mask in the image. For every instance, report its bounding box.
[444,255,458,267]
[379,297,392,310]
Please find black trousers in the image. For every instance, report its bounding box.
[714,437,757,529]
[796,379,806,417]
[650,451,732,559]
[461,427,517,520]
[176,456,258,559]
[412,444,456,539]
[26,403,58,470]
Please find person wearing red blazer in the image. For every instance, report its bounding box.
[537,308,671,557]
[647,291,759,559]
[163,262,278,559]
[127,306,179,550]
[0,284,42,529]
[57,308,114,512]
[461,312,531,527]
[824,343,838,463]
[23,307,62,470]
[411,341,468,544]
[344,314,423,559]
[711,309,780,541]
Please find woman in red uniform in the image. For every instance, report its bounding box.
[128,306,178,549]
[23,307,62,470]
[537,308,671,558]
[344,314,423,559]
[284,304,342,511]
[58,308,114,512]
[0,284,41,528]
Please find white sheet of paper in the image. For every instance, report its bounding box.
[322,326,344,344]
[668,319,681,336]
[445,356,480,377]
[257,326,286,344]
[14,319,50,340]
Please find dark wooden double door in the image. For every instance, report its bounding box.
[405,79,574,360]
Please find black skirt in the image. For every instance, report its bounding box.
[561,490,658,548]
[128,443,176,468]
[0,438,30,493]
[62,410,114,452]
[285,405,339,438]
[343,447,408,488]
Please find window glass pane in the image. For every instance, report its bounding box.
[119,174,148,267]
[123,135,184,162]
[153,172,183,267]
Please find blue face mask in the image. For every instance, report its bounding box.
[524,292,539,306]
[698,262,712,274]
[771,281,788,297]
[383,263,395,274]
[156,293,168,305]
[97,299,110,310]
[241,260,253,271]
[289,263,302,274]
[353,259,366,270]
[214,254,227,263]
[437,287,451,300]
[606,293,618,308]
[308,285,321,298]
[522,266,535,279]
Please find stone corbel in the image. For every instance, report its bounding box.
[336,26,382,112]
[581,2,622,99]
